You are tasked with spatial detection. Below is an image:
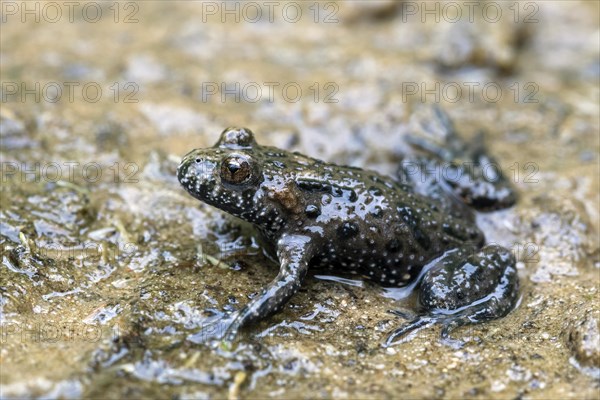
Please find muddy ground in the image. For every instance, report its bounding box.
[1,1,599,399]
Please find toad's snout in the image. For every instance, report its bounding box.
[177,151,217,194]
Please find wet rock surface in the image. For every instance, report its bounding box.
[1,1,599,398]
[568,310,600,372]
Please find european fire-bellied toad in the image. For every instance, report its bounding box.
[177,108,519,347]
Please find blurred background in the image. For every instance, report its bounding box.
[1,1,599,398]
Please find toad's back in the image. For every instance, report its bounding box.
[252,150,484,285]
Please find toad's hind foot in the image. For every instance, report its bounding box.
[383,315,437,347]
[384,298,510,348]
[384,315,467,349]
[402,106,517,211]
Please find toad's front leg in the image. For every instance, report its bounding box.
[189,234,314,345]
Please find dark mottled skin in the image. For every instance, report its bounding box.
[177,110,520,346]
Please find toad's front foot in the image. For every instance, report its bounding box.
[187,312,239,346]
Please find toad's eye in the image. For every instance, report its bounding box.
[220,155,252,184]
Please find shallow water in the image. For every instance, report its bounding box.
[1,1,599,398]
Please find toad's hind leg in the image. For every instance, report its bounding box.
[398,106,517,211]
[385,245,519,347]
